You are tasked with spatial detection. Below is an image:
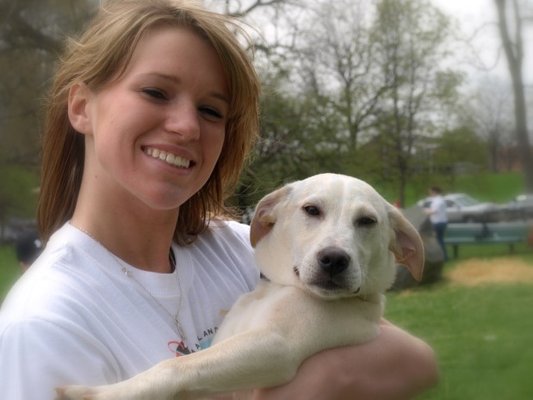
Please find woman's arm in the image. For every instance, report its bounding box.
[251,321,438,400]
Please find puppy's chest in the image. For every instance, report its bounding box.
[214,282,293,338]
[214,282,383,344]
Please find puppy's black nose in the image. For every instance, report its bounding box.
[317,247,350,276]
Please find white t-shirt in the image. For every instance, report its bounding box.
[0,221,259,400]
[428,195,448,224]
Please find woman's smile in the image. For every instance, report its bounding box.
[74,25,228,211]
[143,146,193,169]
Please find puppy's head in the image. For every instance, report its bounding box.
[250,173,424,299]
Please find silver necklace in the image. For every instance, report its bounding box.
[73,224,188,343]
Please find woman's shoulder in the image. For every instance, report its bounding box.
[218,218,250,239]
[1,256,88,324]
[204,219,252,251]
[0,224,117,328]
[182,219,259,288]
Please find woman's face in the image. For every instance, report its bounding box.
[71,26,228,211]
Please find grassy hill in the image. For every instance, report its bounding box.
[397,171,527,206]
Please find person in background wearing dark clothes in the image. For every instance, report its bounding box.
[14,231,43,271]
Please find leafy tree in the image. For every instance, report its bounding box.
[433,126,489,175]
[0,0,96,228]
[294,0,386,153]
[0,0,95,167]
[235,69,345,209]
[370,0,456,206]
[462,77,515,172]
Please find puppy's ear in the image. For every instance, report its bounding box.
[250,185,292,247]
[388,206,425,281]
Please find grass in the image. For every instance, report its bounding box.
[447,242,532,260]
[385,249,533,399]
[453,172,525,203]
[401,171,526,206]
[0,244,21,301]
[387,284,533,399]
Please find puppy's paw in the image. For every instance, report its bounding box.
[56,386,96,400]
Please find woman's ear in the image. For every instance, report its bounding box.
[68,82,93,135]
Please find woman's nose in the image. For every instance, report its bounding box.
[165,101,200,140]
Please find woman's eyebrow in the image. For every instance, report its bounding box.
[137,72,229,104]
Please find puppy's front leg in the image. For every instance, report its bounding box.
[58,330,302,400]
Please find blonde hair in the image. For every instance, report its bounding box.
[38,0,260,244]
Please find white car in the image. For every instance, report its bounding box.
[417,193,502,223]
[503,194,533,220]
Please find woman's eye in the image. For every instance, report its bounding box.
[142,88,167,100]
[200,106,224,121]
[303,205,321,217]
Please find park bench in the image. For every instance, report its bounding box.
[444,221,532,258]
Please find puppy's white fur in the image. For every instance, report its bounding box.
[58,173,424,400]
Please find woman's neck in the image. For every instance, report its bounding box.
[72,197,179,274]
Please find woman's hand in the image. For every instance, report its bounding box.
[250,321,438,400]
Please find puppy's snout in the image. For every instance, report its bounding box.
[317,247,350,276]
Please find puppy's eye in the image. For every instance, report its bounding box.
[356,216,377,227]
[303,205,321,217]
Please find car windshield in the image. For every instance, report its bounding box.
[450,194,480,207]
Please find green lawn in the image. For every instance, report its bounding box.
[0,244,21,300]
[452,171,525,203]
[401,171,526,206]
[386,250,533,399]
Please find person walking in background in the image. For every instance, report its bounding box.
[425,186,449,261]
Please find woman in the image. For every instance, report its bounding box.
[0,1,437,399]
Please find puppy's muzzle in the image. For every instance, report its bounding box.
[317,247,350,276]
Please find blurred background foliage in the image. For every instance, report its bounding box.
[0,0,531,228]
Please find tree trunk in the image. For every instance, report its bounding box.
[494,0,533,191]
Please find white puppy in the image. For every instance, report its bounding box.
[58,173,424,400]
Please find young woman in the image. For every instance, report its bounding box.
[0,1,437,399]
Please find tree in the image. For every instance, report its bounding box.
[464,77,515,172]
[494,0,533,191]
[0,0,96,167]
[433,127,489,178]
[235,67,345,210]
[294,0,387,154]
[0,0,96,224]
[371,0,456,206]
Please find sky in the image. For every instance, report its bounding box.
[235,0,533,90]
[431,0,533,86]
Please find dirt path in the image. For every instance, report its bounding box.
[446,257,533,286]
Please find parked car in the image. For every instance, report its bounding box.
[417,193,503,223]
[502,194,533,220]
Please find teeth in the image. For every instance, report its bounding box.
[145,147,191,168]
